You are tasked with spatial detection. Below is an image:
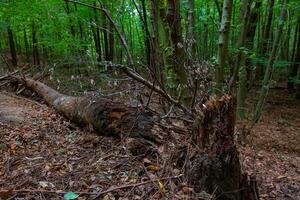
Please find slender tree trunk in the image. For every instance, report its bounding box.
[257,0,275,77]
[65,0,76,37]
[102,13,109,61]
[132,0,152,68]
[236,0,262,119]
[186,0,196,63]
[166,0,188,85]
[149,0,165,83]
[23,28,30,61]
[135,0,152,68]
[232,0,252,119]
[287,16,300,90]
[230,0,251,91]
[74,2,85,53]
[253,0,288,122]
[108,20,114,62]
[7,26,17,67]
[215,0,233,93]
[93,2,102,64]
[32,22,40,66]
[246,0,262,84]
[214,0,222,21]
[296,70,300,99]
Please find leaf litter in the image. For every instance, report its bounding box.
[0,88,299,199]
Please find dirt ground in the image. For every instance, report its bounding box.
[237,89,300,200]
[0,88,299,199]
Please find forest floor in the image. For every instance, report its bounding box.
[0,83,299,199]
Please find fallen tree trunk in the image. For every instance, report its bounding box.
[17,78,157,143]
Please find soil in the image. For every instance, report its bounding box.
[0,87,299,199]
[237,89,300,200]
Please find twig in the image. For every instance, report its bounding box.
[0,65,29,81]
[92,174,183,199]
[0,175,182,199]
[161,105,174,119]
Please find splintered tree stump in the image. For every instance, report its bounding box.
[187,96,257,200]
[17,78,158,145]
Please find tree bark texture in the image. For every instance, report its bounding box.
[287,16,300,90]
[7,26,17,67]
[216,0,233,92]
[253,0,288,122]
[18,78,158,143]
[32,22,40,66]
[188,95,258,200]
[166,0,188,85]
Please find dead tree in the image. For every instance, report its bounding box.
[16,78,159,144]
[188,96,258,200]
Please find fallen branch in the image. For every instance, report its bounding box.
[0,175,182,199]
[92,174,182,199]
[0,65,29,81]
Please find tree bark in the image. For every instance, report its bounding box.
[187,95,258,200]
[287,16,300,90]
[230,0,251,91]
[18,78,158,143]
[215,0,233,93]
[231,0,251,119]
[23,28,30,61]
[32,22,40,66]
[257,0,275,77]
[7,26,17,67]
[186,0,196,63]
[93,2,102,64]
[65,0,76,37]
[253,0,288,122]
[166,0,188,85]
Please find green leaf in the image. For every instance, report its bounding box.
[64,192,79,200]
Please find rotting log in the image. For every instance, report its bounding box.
[16,78,158,144]
[187,96,258,200]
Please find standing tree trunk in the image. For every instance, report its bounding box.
[7,26,17,67]
[287,16,300,90]
[215,0,233,93]
[74,2,85,53]
[257,0,275,77]
[93,2,102,64]
[32,22,40,66]
[186,0,196,63]
[253,0,288,122]
[108,20,114,62]
[231,0,252,119]
[102,13,109,61]
[23,28,30,61]
[149,0,165,84]
[166,0,188,85]
[296,70,300,99]
[65,0,76,37]
[230,0,251,91]
[236,0,262,119]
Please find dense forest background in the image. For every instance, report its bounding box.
[1,0,300,122]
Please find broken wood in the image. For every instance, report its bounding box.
[16,78,159,144]
[187,96,258,200]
